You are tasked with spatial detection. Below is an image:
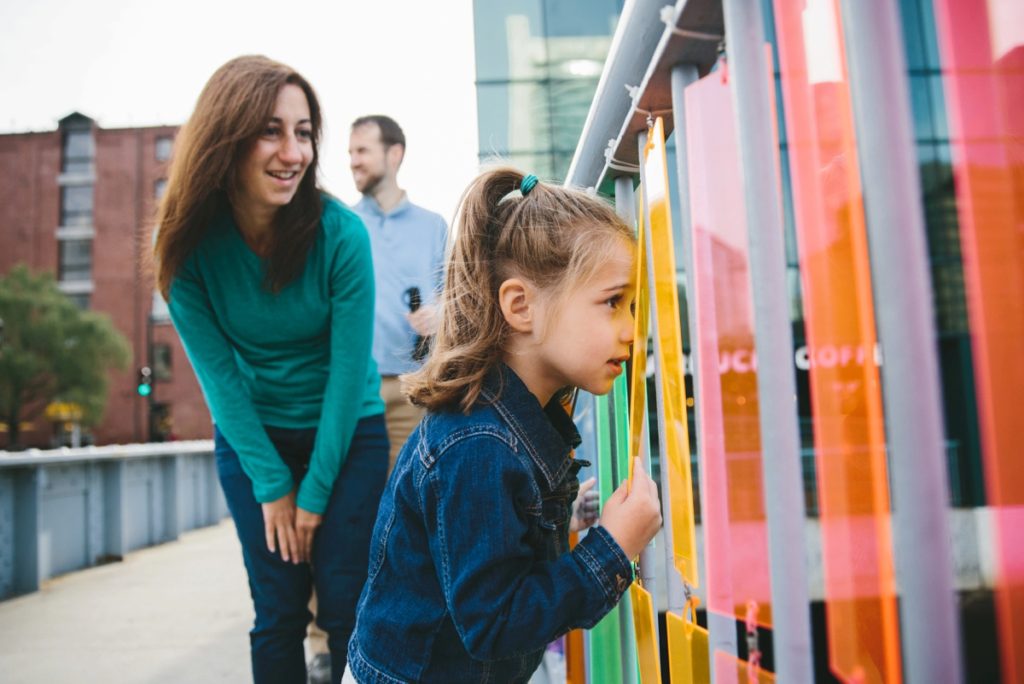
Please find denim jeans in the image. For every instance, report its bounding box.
[215,414,388,684]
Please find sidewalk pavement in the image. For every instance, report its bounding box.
[0,519,254,683]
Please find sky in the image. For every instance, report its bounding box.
[0,0,481,224]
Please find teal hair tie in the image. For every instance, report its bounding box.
[520,173,539,196]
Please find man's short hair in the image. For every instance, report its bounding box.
[352,115,405,150]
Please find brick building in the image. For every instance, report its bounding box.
[0,113,210,448]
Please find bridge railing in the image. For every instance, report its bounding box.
[0,441,224,600]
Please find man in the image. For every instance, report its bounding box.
[349,114,447,472]
[306,115,447,684]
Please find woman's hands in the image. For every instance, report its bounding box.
[295,509,322,563]
[261,491,321,564]
[599,458,662,560]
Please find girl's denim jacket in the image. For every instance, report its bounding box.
[348,365,633,683]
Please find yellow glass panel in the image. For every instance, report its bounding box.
[643,118,698,586]
[630,582,663,684]
[666,611,710,684]
[628,186,649,490]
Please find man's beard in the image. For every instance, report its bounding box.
[357,170,384,196]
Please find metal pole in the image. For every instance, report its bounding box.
[719,1,814,681]
[839,1,963,681]
[613,175,641,684]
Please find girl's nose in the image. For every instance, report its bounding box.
[621,317,635,345]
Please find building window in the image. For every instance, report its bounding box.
[154,178,167,199]
[66,293,90,310]
[155,136,173,162]
[60,185,93,226]
[59,239,92,282]
[62,129,94,174]
[153,343,173,381]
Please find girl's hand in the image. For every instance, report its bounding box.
[261,491,300,564]
[295,508,322,563]
[570,477,600,532]
[599,458,662,559]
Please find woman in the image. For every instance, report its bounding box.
[153,55,387,684]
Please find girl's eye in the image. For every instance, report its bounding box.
[606,295,622,309]
[297,129,313,140]
[263,126,281,138]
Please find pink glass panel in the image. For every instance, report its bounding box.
[932,1,1024,678]
[684,69,773,631]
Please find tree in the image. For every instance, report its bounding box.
[0,265,131,449]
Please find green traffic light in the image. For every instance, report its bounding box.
[137,384,152,397]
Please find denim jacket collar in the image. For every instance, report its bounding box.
[479,364,582,491]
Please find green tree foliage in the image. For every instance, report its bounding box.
[0,265,130,448]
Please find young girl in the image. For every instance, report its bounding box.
[345,168,662,683]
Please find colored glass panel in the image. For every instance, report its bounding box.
[683,74,774,634]
[714,652,777,684]
[666,610,710,684]
[642,118,699,587]
[590,390,625,683]
[630,581,663,684]
[932,1,1024,678]
[629,188,651,488]
[770,1,901,681]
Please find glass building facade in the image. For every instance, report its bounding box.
[473,0,625,182]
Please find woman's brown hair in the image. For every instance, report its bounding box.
[403,167,635,413]
[152,55,323,299]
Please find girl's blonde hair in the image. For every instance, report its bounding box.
[403,167,635,413]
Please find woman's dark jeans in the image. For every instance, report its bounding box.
[215,414,388,684]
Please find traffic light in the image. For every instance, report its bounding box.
[137,366,153,397]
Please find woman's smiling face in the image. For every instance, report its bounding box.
[234,83,314,215]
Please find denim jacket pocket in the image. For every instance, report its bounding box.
[524,478,576,561]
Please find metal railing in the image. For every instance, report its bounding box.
[0,441,224,600]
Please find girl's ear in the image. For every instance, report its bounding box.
[498,277,534,333]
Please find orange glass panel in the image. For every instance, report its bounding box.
[770,1,902,681]
[642,118,699,586]
[683,71,773,634]
[932,1,1024,679]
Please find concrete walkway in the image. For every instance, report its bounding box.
[0,520,254,683]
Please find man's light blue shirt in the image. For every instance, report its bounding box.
[354,194,448,376]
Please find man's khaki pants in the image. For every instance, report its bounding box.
[379,375,426,473]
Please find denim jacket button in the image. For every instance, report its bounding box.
[615,574,629,593]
